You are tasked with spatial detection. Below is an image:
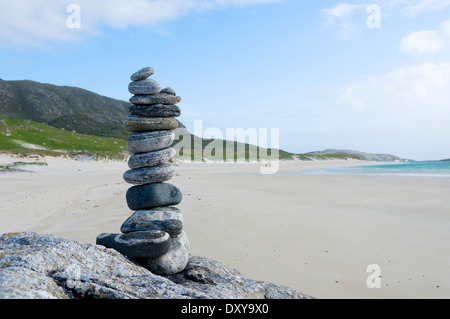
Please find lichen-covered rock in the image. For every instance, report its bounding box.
[0,232,312,299]
[166,256,310,299]
[0,232,199,299]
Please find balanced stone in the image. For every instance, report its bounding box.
[129,79,162,95]
[124,115,179,132]
[128,147,176,169]
[94,66,190,275]
[129,104,181,118]
[130,67,155,81]
[121,207,183,237]
[123,163,174,185]
[96,230,171,258]
[127,130,175,155]
[161,87,176,95]
[130,93,182,105]
[126,183,182,210]
[145,232,190,276]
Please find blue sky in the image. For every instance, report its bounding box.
[1,0,450,160]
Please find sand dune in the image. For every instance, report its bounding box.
[1,154,449,299]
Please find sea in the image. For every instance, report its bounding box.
[300,161,450,177]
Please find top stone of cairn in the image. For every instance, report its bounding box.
[131,67,155,81]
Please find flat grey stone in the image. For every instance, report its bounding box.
[121,207,183,237]
[130,67,155,81]
[128,79,162,95]
[129,104,181,118]
[123,163,174,185]
[124,115,179,132]
[146,232,190,276]
[96,231,171,258]
[128,148,175,169]
[130,93,182,105]
[161,87,176,95]
[126,183,182,210]
[127,130,175,155]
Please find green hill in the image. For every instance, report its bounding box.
[173,128,295,162]
[0,116,291,162]
[0,116,403,163]
[0,116,127,160]
[0,79,129,139]
[0,79,294,161]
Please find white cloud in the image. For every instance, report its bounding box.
[399,19,450,55]
[321,3,365,38]
[0,1,82,49]
[339,62,450,116]
[402,0,450,16]
[323,3,361,19]
[400,30,445,55]
[441,19,450,37]
[334,62,450,159]
[321,0,450,39]
[0,0,282,49]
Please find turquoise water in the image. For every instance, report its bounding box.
[303,161,450,177]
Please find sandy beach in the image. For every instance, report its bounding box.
[1,153,449,299]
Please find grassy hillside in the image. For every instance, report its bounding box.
[172,129,295,162]
[0,116,127,160]
[0,116,374,162]
[0,79,130,139]
[0,117,294,162]
[0,115,354,163]
[296,152,363,161]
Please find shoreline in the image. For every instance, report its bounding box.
[1,154,449,299]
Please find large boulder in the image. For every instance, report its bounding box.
[0,232,312,299]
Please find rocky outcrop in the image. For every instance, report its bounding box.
[0,232,311,299]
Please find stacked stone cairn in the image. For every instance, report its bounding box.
[96,67,189,276]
